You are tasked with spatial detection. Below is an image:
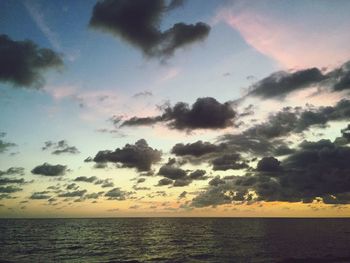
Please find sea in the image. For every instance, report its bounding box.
[0,218,349,262]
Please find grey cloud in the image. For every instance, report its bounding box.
[93,139,161,171]
[74,176,98,183]
[31,163,67,176]
[105,188,132,200]
[0,167,24,176]
[212,154,249,171]
[171,140,226,157]
[0,34,63,88]
[30,191,51,200]
[122,97,236,131]
[248,68,325,99]
[89,0,210,59]
[42,140,79,155]
[58,190,87,198]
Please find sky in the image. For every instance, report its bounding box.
[1,0,350,218]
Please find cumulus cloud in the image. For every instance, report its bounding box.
[89,0,210,59]
[30,191,51,200]
[157,178,173,186]
[74,176,98,183]
[248,68,325,99]
[218,99,350,156]
[42,140,80,155]
[158,165,187,180]
[93,139,161,171]
[0,186,22,193]
[0,167,25,177]
[31,163,67,176]
[0,34,63,88]
[212,153,249,171]
[171,140,226,157]
[58,190,87,198]
[247,60,350,100]
[104,187,132,200]
[192,139,350,207]
[122,97,236,131]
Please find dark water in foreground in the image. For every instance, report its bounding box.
[0,218,350,263]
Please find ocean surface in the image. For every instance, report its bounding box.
[0,218,350,262]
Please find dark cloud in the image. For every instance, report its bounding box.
[0,133,16,154]
[171,140,226,157]
[218,99,350,156]
[31,163,67,176]
[89,0,210,59]
[0,34,63,88]
[42,140,80,155]
[0,186,22,193]
[93,139,161,171]
[0,167,24,176]
[30,191,51,200]
[105,188,132,200]
[85,192,104,199]
[247,60,350,99]
[74,176,98,183]
[158,165,186,180]
[173,178,192,187]
[208,176,226,187]
[178,191,187,199]
[157,178,173,186]
[66,183,78,190]
[248,68,325,99]
[256,157,281,173]
[212,153,249,171]
[188,169,207,180]
[122,97,236,131]
[192,139,350,207]
[58,190,87,198]
[0,178,25,185]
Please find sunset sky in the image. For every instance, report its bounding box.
[1,0,350,217]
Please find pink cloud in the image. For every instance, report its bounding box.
[215,5,350,69]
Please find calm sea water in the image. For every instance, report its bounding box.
[0,218,349,262]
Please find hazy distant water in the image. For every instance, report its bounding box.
[0,218,350,263]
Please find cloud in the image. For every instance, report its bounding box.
[0,186,22,193]
[74,176,98,183]
[89,0,210,59]
[42,140,80,155]
[192,139,350,207]
[171,140,226,157]
[248,68,325,99]
[0,34,63,88]
[212,153,249,171]
[104,187,132,200]
[158,165,186,180]
[30,191,51,200]
[0,178,25,185]
[93,139,161,171]
[0,133,16,154]
[218,99,350,156]
[157,178,173,186]
[216,3,350,68]
[247,60,350,100]
[122,97,236,131]
[0,167,25,177]
[31,163,67,176]
[58,190,87,198]
[188,170,207,180]
[132,91,153,98]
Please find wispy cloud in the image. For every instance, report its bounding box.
[24,0,61,51]
[215,1,350,69]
